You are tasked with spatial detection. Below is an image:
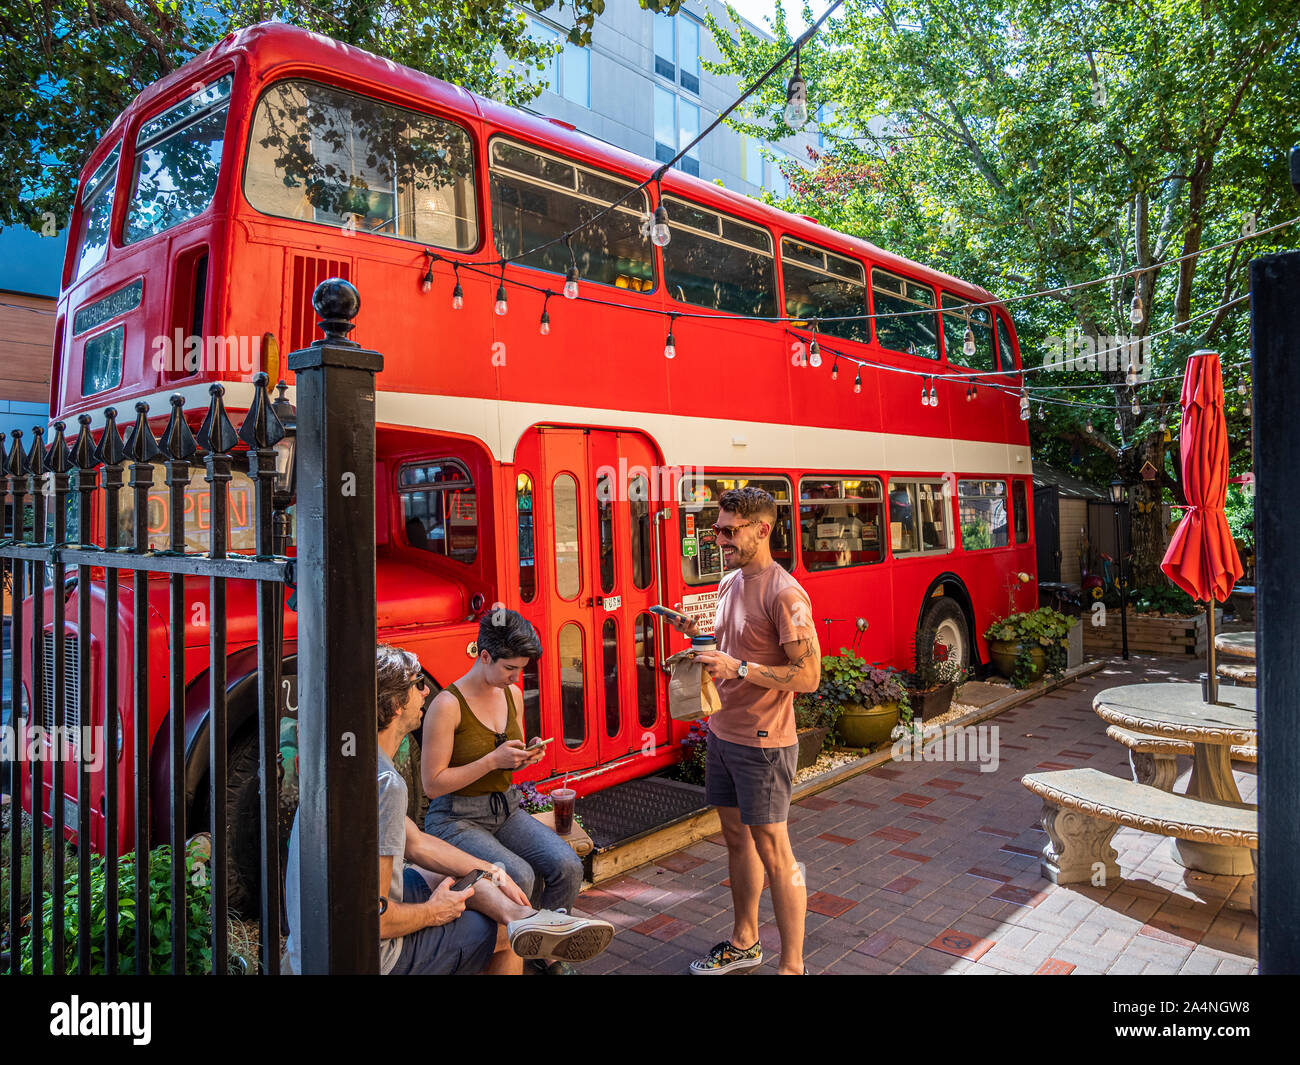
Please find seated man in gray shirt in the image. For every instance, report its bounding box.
[285,644,614,974]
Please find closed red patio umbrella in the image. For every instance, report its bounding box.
[1160,350,1244,702]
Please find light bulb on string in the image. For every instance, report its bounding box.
[929,382,938,406]
[539,293,552,336]
[1125,363,1138,387]
[651,203,671,248]
[1037,405,1045,420]
[809,321,821,368]
[784,48,807,127]
[920,378,929,406]
[1129,293,1144,325]
[1086,416,1094,434]
[451,264,463,310]
[1237,379,1248,395]
[853,369,862,394]
[1018,390,1030,421]
[1114,416,1122,432]
[494,266,508,316]
[1131,398,1141,416]
[564,266,579,301]
[963,324,976,358]
[421,258,434,294]
[664,317,677,360]
[965,381,973,402]
[831,356,839,381]
[1244,401,1252,417]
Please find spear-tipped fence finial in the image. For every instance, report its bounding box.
[70,414,99,471]
[8,429,28,479]
[238,371,286,450]
[26,425,47,479]
[197,383,240,455]
[45,420,71,473]
[160,394,198,462]
[96,407,127,467]
[123,401,163,464]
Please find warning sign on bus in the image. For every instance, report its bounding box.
[680,591,718,636]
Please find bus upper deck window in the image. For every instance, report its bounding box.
[489,138,652,291]
[661,196,775,316]
[781,238,866,344]
[73,145,121,281]
[124,75,233,244]
[872,269,939,360]
[244,79,479,251]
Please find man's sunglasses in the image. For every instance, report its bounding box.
[711,520,760,540]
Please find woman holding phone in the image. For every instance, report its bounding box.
[421,609,588,972]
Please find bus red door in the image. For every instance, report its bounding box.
[514,426,666,782]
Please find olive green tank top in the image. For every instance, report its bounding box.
[445,682,524,797]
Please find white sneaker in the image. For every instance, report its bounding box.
[507,908,615,963]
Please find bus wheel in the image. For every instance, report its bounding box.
[918,598,970,674]
[225,729,265,919]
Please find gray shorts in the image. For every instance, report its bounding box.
[705,735,798,826]
[387,867,498,976]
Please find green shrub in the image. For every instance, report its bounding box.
[18,840,214,974]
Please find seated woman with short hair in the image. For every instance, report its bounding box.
[420,609,587,972]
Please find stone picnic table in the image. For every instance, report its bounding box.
[1214,631,1255,660]
[1093,682,1257,876]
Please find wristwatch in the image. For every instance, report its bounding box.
[378,896,389,915]
[737,661,749,679]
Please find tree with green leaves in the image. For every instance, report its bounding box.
[708,0,1297,585]
[1,0,678,232]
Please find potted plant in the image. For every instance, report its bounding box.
[803,648,911,749]
[904,628,965,722]
[984,607,1076,688]
[793,691,840,770]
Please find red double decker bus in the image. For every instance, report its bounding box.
[32,22,1035,898]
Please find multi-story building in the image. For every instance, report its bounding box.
[505,0,818,199]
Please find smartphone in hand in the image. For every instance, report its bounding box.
[526,736,555,751]
[649,604,692,628]
[451,869,487,892]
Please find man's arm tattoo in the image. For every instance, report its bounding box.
[755,638,817,684]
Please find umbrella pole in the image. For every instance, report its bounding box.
[1206,599,1218,704]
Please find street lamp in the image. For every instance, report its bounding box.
[271,380,296,555]
[1109,479,1129,660]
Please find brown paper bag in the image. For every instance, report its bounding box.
[665,648,723,722]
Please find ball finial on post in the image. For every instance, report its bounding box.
[312,279,361,344]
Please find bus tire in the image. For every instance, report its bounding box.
[917,597,970,673]
[225,729,265,919]
[184,727,264,920]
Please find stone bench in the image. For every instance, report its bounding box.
[1021,768,1258,912]
[1105,725,1257,792]
[1216,661,1256,688]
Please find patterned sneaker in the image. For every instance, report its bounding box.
[507,909,614,963]
[688,940,763,975]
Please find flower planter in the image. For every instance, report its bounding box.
[837,700,900,748]
[907,681,956,722]
[1081,607,1223,657]
[989,640,1045,681]
[796,726,830,770]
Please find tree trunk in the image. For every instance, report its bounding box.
[1127,432,1170,587]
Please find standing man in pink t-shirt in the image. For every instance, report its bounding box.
[669,487,820,975]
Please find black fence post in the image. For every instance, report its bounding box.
[289,279,383,974]
[1252,249,1300,974]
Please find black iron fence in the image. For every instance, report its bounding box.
[0,278,380,975]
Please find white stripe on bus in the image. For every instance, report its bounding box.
[67,382,1033,477]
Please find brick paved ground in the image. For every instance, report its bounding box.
[576,654,1258,975]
